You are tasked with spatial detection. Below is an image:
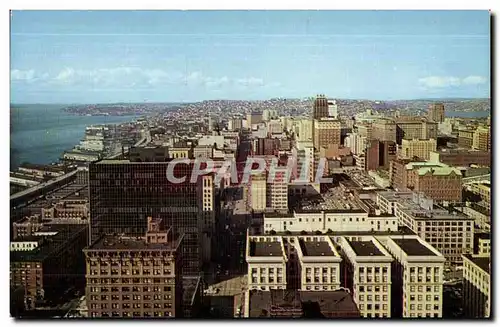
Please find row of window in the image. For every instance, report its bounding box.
[358,285,388,293]
[89,260,172,267]
[90,294,172,301]
[87,278,174,284]
[90,302,172,309]
[90,311,172,318]
[89,269,172,275]
[88,286,172,292]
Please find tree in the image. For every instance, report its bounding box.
[300,230,307,235]
[315,230,323,235]
[270,230,277,235]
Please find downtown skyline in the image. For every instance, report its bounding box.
[11,10,490,103]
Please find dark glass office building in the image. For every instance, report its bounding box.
[89,160,201,276]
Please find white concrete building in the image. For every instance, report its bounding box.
[246,235,288,291]
[383,235,445,318]
[263,209,398,234]
[338,236,393,318]
[462,254,490,318]
[294,236,341,291]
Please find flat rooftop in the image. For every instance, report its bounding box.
[88,234,182,252]
[393,238,436,256]
[299,240,334,256]
[10,224,87,262]
[463,254,490,274]
[248,290,359,318]
[348,240,384,257]
[249,241,283,257]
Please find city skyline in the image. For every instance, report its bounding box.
[11,10,490,103]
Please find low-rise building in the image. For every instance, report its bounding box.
[10,224,88,311]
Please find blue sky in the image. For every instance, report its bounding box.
[10,10,490,103]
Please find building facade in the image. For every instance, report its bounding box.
[84,218,184,318]
[401,139,437,161]
[89,160,205,277]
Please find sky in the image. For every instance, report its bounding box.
[10,10,491,103]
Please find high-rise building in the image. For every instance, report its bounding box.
[247,112,263,126]
[313,94,329,119]
[458,128,475,149]
[89,160,206,276]
[372,119,397,142]
[297,118,313,142]
[472,126,490,152]
[84,218,184,318]
[328,99,338,119]
[266,166,289,211]
[250,172,267,212]
[228,118,243,131]
[383,236,445,318]
[314,118,341,150]
[378,191,474,264]
[400,139,437,160]
[379,141,397,169]
[462,254,490,318]
[365,139,380,171]
[427,103,445,123]
[337,236,393,318]
[395,118,438,144]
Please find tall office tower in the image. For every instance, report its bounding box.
[458,127,475,149]
[250,172,267,212]
[400,139,437,160]
[247,112,263,126]
[314,118,341,150]
[298,118,313,142]
[89,160,205,277]
[462,254,490,318]
[199,174,215,263]
[262,109,271,122]
[379,141,397,169]
[395,118,438,144]
[228,118,243,131]
[383,236,446,318]
[427,103,445,123]
[208,116,214,131]
[356,123,373,139]
[328,99,338,119]
[372,119,397,142]
[472,126,491,152]
[313,94,329,119]
[266,166,289,211]
[84,219,184,318]
[337,236,393,318]
[365,139,380,171]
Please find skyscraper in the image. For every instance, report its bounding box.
[89,159,208,277]
[313,94,329,119]
[428,103,445,123]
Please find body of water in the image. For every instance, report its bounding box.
[10,104,137,169]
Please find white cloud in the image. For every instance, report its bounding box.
[462,75,487,85]
[11,67,276,90]
[419,75,488,88]
[11,69,37,82]
[236,77,265,87]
